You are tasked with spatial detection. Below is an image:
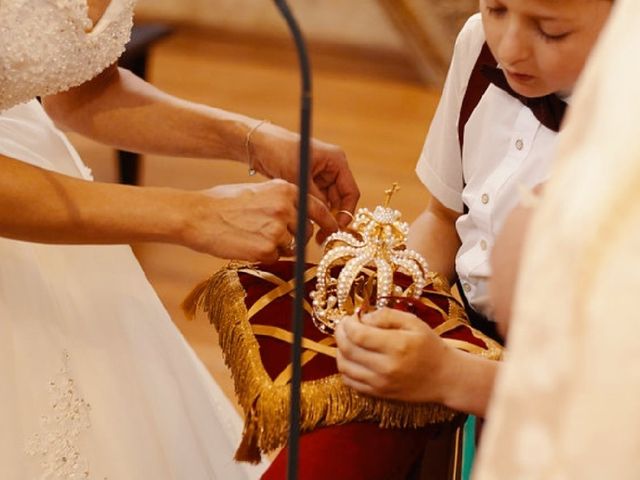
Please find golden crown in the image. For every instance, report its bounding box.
[311,184,430,334]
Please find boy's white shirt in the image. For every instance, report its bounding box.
[416,13,558,315]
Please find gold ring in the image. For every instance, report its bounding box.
[337,210,354,222]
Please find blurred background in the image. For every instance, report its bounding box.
[135,0,477,84]
[69,0,477,407]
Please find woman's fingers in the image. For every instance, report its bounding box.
[305,194,339,237]
[196,178,343,261]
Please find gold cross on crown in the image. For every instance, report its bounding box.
[384,183,400,207]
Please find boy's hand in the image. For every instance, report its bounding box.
[335,308,454,403]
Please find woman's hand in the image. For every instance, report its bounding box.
[249,122,360,238]
[43,67,359,243]
[182,179,339,263]
[335,308,454,403]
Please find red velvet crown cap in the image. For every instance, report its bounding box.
[183,260,502,470]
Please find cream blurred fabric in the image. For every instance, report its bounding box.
[473,0,640,478]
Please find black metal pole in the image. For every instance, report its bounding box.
[271,1,311,479]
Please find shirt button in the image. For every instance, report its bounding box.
[480,239,488,251]
[481,193,490,205]
[462,282,472,293]
[515,138,524,150]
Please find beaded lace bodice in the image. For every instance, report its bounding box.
[0,0,135,111]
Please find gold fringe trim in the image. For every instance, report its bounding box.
[181,278,211,319]
[183,264,501,464]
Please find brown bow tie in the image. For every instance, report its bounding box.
[481,65,568,132]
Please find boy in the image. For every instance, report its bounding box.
[335,0,613,417]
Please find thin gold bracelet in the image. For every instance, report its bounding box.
[245,119,270,176]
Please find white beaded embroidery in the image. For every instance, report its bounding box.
[0,0,135,111]
[25,351,95,480]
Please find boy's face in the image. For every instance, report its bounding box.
[480,0,612,97]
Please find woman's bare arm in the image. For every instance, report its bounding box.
[0,154,338,262]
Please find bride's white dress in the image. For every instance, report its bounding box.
[0,1,266,479]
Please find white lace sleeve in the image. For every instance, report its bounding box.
[0,0,135,111]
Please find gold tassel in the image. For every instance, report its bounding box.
[234,409,263,464]
[181,278,212,320]
[183,265,276,457]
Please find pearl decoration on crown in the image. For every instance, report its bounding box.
[311,184,430,335]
